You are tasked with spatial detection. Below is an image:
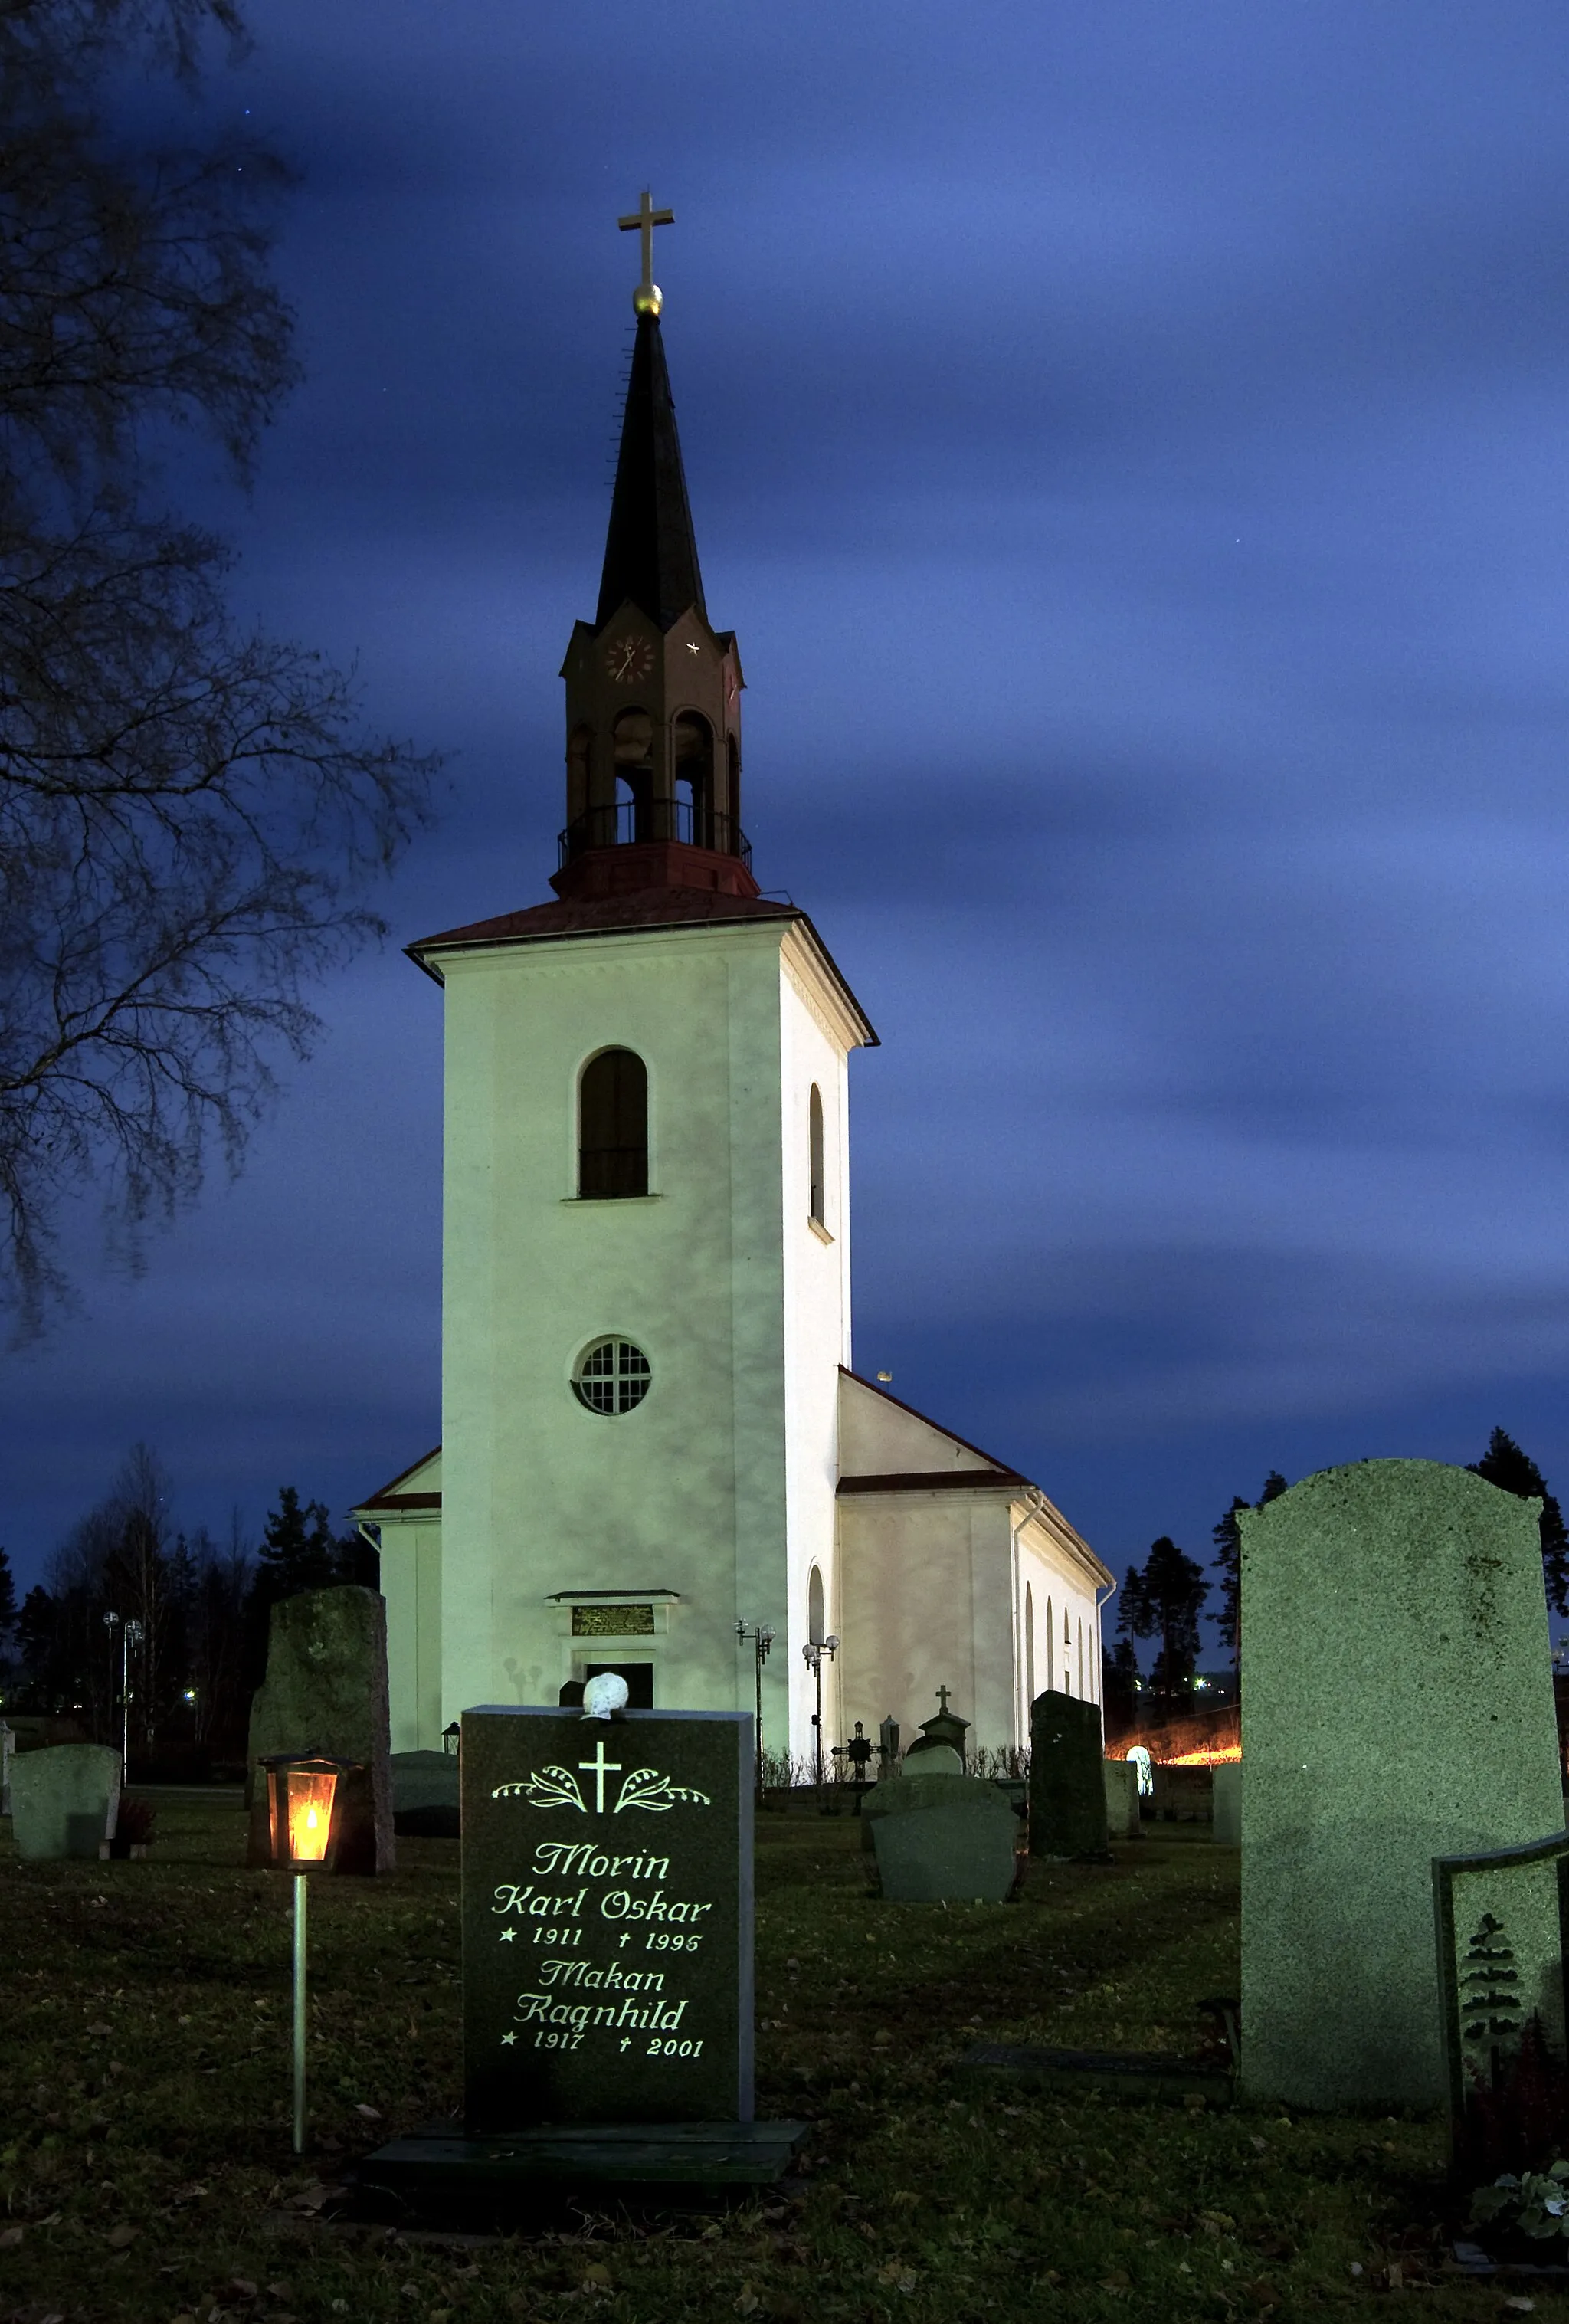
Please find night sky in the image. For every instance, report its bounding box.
[9,2,1569,1660]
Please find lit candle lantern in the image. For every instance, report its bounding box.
[260,1753,356,1873]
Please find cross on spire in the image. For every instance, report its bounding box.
[618,188,674,315]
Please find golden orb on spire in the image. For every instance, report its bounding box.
[619,189,673,320]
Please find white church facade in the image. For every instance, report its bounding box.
[355,226,1112,1769]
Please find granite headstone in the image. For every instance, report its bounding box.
[10,1743,120,1860]
[870,1790,1019,1903]
[1102,1759,1140,1840]
[1239,1460,1564,2110]
[461,1706,753,2134]
[0,1720,13,1816]
[1029,1692,1110,1860]
[245,1585,395,1873]
[1212,1763,1241,1847]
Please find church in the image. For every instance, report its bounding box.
[355,199,1113,1772]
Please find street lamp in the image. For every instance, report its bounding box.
[801,1634,840,1790]
[260,1754,359,2153]
[734,1620,775,1797]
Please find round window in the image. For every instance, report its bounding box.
[573,1337,651,1415]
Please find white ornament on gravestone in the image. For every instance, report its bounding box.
[581,1672,630,1721]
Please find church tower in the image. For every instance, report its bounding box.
[403,202,876,1765]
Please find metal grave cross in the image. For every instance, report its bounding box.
[935,1685,952,1714]
[618,188,674,300]
[578,1737,623,1814]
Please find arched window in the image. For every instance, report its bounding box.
[1025,1582,1035,1709]
[726,733,740,822]
[612,710,653,841]
[578,1049,647,1198]
[808,1565,825,1646]
[673,711,714,847]
[1046,1598,1055,1692]
[808,1085,825,1226]
[1064,1602,1073,1697]
[1077,1616,1085,1699]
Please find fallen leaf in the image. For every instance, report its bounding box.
[1504,2303,1535,2316]
[106,2221,139,2250]
[264,2289,293,2304]
[735,2294,758,2318]
[229,2281,258,2300]
[354,2103,382,2121]
[580,2265,611,2289]
[1250,2136,1268,2152]
[0,2226,23,2250]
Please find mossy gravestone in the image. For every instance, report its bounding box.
[1030,1691,1110,1860]
[245,1585,395,1873]
[462,1706,752,2133]
[1238,1460,1564,2111]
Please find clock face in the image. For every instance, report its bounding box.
[605,633,654,685]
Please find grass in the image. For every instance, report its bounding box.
[0,1794,1557,2323]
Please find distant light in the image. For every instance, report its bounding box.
[182,1689,197,1703]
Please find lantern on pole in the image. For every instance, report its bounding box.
[260,1754,358,2153]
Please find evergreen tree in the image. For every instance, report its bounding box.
[0,1544,16,1644]
[1212,1470,1288,1657]
[1102,1636,1140,1732]
[1120,1536,1210,1704]
[1466,1428,1569,1616]
[255,1485,341,1601]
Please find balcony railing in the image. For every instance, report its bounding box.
[558,799,752,871]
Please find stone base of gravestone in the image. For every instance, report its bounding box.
[11,1744,121,1860]
[1102,1759,1141,1840]
[1212,1764,1241,1847]
[1030,1693,1111,1860]
[244,1586,395,1873]
[1239,1460,1566,2112]
[870,1797,1019,1902]
[391,1750,460,1836]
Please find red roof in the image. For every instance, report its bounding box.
[409,884,799,964]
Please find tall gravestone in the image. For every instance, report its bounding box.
[462,1706,753,2132]
[245,1585,395,1873]
[1029,1692,1110,1860]
[1239,1460,1564,2110]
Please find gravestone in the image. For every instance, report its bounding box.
[0,1721,13,1815]
[1030,1692,1110,1860]
[1212,1763,1241,1847]
[1239,1460,1564,2110]
[10,1744,120,1860]
[391,1749,460,1837]
[245,1585,395,1873]
[905,1686,969,1766]
[1102,1759,1140,1840]
[461,1705,753,2133]
[1433,1825,1569,2172]
[870,1790,1019,1903]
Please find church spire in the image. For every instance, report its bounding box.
[595,306,708,634]
[553,196,753,905]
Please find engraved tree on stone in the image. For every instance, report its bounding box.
[1459,1909,1524,2088]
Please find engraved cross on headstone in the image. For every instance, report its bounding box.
[618,188,674,300]
[578,1737,622,1814]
